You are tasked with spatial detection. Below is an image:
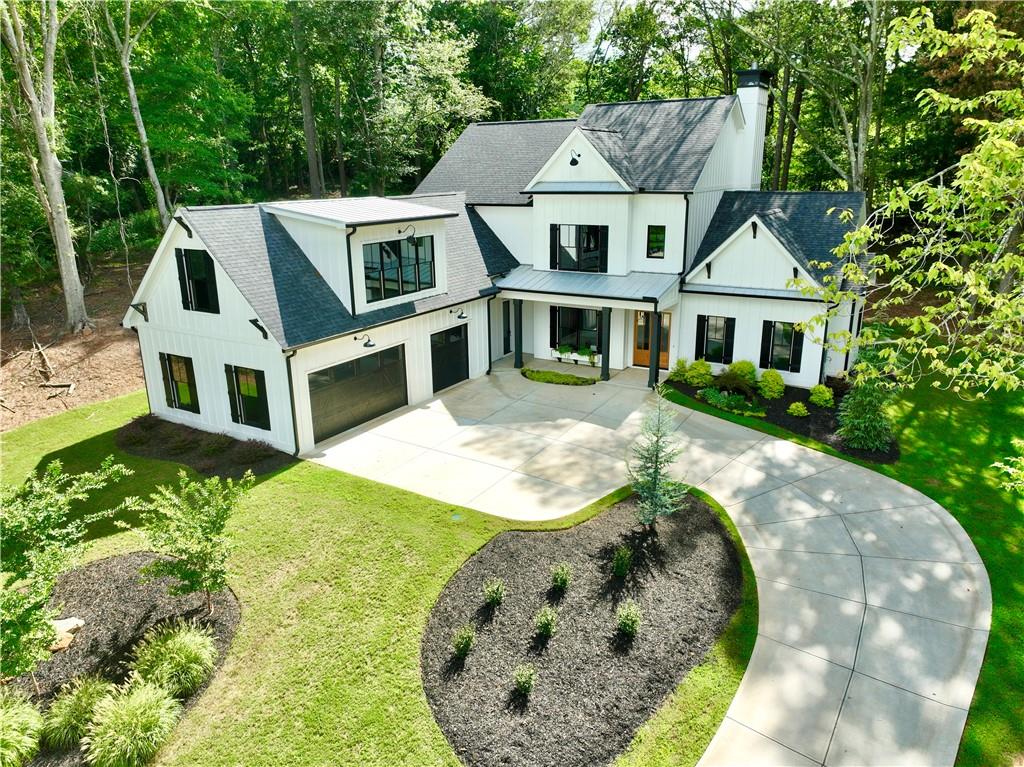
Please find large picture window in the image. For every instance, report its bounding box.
[549,224,608,272]
[174,248,219,313]
[759,320,804,372]
[225,365,270,430]
[159,352,200,413]
[549,306,602,353]
[363,235,434,304]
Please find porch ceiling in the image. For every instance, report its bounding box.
[495,266,679,309]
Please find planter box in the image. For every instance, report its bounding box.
[551,349,600,367]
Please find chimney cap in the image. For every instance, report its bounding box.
[737,67,772,90]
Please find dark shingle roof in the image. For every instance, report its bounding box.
[179,192,516,349]
[415,120,576,205]
[690,191,865,283]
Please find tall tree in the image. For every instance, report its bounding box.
[288,0,323,198]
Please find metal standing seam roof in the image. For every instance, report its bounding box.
[262,196,457,226]
[495,265,678,303]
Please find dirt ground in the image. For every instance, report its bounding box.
[1,260,148,432]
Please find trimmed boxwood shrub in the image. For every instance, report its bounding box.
[726,360,757,387]
[130,622,217,699]
[451,625,475,658]
[43,675,116,750]
[0,689,42,767]
[520,368,596,386]
[550,562,572,592]
[513,664,536,695]
[758,368,785,400]
[482,577,506,608]
[612,545,632,578]
[82,681,181,767]
[809,384,835,408]
[683,359,714,387]
[616,600,642,637]
[534,606,558,639]
[787,402,809,417]
[837,382,895,450]
[667,358,688,383]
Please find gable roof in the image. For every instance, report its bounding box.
[415,119,576,206]
[178,192,517,349]
[690,191,865,283]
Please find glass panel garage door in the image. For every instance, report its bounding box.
[308,345,407,444]
[431,324,469,393]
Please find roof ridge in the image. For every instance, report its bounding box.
[472,118,577,126]
[723,190,863,196]
[183,203,257,212]
[584,95,734,108]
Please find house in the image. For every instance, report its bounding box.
[123,67,865,456]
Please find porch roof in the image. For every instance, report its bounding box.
[495,265,678,306]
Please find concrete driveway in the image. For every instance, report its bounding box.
[308,367,990,767]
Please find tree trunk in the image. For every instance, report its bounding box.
[290,2,323,198]
[770,65,790,190]
[781,79,804,190]
[1,0,90,332]
[333,70,348,196]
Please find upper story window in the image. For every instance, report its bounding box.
[363,236,435,304]
[646,225,666,259]
[174,248,219,313]
[759,320,804,373]
[159,352,199,413]
[549,224,608,273]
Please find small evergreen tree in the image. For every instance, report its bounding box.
[627,390,689,531]
[139,470,255,614]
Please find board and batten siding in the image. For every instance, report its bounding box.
[474,206,533,266]
[531,195,632,275]
[626,194,687,274]
[687,219,813,290]
[127,222,296,453]
[274,215,353,311]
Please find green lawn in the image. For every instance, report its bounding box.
[663,383,1024,767]
[1,391,755,767]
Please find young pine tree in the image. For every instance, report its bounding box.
[627,390,689,532]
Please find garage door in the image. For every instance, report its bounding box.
[308,345,407,444]
[431,324,469,393]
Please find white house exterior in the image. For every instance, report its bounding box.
[124,67,866,457]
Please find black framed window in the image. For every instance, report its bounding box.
[695,314,735,364]
[363,235,434,304]
[549,224,608,273]
[159,352,199,413]
[759,320,804,372]
[174,249,219,313]
[225,365,270,430]
[550,306,601,352]
[646,225,666,259]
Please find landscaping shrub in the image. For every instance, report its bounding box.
[0,689,42,767]
[726,360,757,387]
[199,433,234,457]
[667,358,688,383]
[683,359,714,387]
[119,415,160,447]
[520,368,596,386]
[82,681,181,767]
[787,402,809,417]
[616,600,642,638]
[130,622,217,698]
[234,440,278,464]
[513,664,536,695]
[713,369,755,396]
[451,625,475,659]
[612,545,632,578]
[758,368,785,400]
[534,606,558,639]
[698,388,766,417]
[43,675,115,750]
[550,562,572,592]
[628,393,686,529]
[482,578,506,608]
[167,434,193,455]
[837,382,895,451]
[809,384,835,408]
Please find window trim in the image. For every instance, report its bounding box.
[362,235,435,304]
[225,364,270,430]
[646,225,666,259]
[548,224,609,273]
[160,352,200,413]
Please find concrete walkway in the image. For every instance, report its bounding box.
[309,369,990,766]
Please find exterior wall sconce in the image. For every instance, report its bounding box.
[451,307,468,320]
[354,333,375,348]
[569,149,582,167]
[397,224,417,244]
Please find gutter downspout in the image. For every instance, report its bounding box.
[842,299,857,372]
[284,349,300,457]
[817,304,836,385]
[345,226,358,314]
[486,293,497,375]
[682,192,691,276]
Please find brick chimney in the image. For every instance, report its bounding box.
[736,66,771,190]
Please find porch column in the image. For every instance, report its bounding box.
[600,307,611,381]
[647,310,661,389]
[513,298,524,369]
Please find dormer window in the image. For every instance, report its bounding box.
[363,235,435,304]
[549,224,608,273]
[175,248,219,313]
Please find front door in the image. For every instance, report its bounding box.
[633,311,671,369]
[431,324,470,393]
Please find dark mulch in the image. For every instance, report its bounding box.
[115,413,296,479]
[11,552,240,767]
[421,496,742,767]
[665,378,900,464]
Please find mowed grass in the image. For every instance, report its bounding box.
[663,382,1024,767]
[1,393,756,766]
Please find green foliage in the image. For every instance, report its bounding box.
[550,562,572,592]
[698,388,766,418]
[837,382,895,450]
[137,470,254,612]
[616,600,642,638]
[0,689,42,767]
[726,361,757,387]
[82,681,181,767]
[993,438,1024,495]
[787,402,809,418]
[533,606,558,639]
[512,664,536,695]
[0,457,133,679]
[628,393,687,527]
[758,369,786,400]
[713,370,756,397]
[482,578,505,608]
[683,360,714,388]
[808,385,835,408]
[520,367,596,386]
[667,358,688,383]
[612,546,633,578]
[43,675,116,750]
[131,622,218,698]
[556,344,575,356]
[451,625,475,659]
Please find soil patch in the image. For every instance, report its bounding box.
[665,379,900,464]
[10,552,240,767]
[421,496,742,767]
[115,414,296,479]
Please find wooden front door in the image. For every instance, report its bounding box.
[633,311,671,369]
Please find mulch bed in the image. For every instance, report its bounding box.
[421,496,742,767]
[665,378,900,464]
[11,552,240,767]
[115,413,296,479]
